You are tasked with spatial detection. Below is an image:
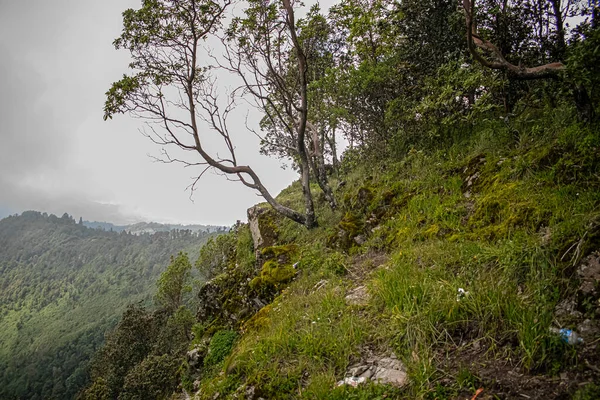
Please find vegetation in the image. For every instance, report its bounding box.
[8,0,599,398]
[89,0,600,397]
[0,212,216,399]
[182,107,599,399]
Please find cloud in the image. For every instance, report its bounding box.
[0,49,70,176]
[0,0,321,226]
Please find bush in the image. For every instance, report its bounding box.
[204,330,238,368]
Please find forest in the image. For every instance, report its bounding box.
[0,211,219,399]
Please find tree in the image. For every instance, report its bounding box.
[156,252,192,312]
[104,0,323,228]
[84,304,156,399]
[250,4,339,209]
[220,0,338,223]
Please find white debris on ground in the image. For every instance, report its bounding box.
[336,353,408,388]
[456,287,469,301]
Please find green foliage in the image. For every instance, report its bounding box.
[204,330,238,368]
[104,0,226,120]
[84,304,157,399]
[85,302,195,398]
[573,383,600,400]
[567,26,600,109]
[120,354,181,400]
[156,252,193,312]
[196,232,236,281]
[0,212,214,400]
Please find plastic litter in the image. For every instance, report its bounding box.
[549,327,584,345]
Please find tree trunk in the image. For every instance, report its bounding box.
[328,127,340,174]
[307,122,337,210]
[549,0,566,59]
[284,0,317,228]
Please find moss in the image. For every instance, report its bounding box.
[467,180,548,241]
[423,224,440,238]
[242,304,272,332]
[573,383,600,400]
[260,244,298,261]
[327,212,364,251]
[249,244,299,291]
[259,260,296,286]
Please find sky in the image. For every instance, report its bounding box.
[0,0,336,226]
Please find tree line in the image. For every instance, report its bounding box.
[105,0,599,229]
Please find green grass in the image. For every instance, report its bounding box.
[192,108,599,399]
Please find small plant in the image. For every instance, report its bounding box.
[204,330,238,368]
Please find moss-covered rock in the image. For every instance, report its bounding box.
[247,205,279,251]
[259,260,296,285]
[242,304,272,333]
[328,212,365,251]
[250,244,299,290]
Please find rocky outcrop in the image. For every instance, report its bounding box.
[247,205,278,251]
[196,279,223,322]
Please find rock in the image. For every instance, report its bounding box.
[247,205,277,251]
[554,297,582,321]
[196,279,223,322]
[359,367,374,379]
[345,286,370,306]
[577,318,600,342]
[336,376,367,388]
[245,385,255,399]
[577,251,600,296]
[186,345,206,368]
[338,353,408,389]
[348,365,370,377]
[354,235,367,245]
[372,357,408,387]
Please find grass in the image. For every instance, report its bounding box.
[191,108,599,399]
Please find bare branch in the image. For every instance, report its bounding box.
[463,0,565,79]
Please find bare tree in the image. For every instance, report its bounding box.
[104,0,317,228]
[218,0,340,223]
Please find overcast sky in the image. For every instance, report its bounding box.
[0,0,336,226]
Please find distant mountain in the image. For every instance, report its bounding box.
[0,211,222,400]
[82,220,227,235]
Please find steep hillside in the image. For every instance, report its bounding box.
[0,212,218,400]
[83,108,600,399]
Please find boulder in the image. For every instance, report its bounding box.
[337,352,408,388]
[247,205,278,251]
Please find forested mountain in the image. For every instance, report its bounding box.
[82,220,226,235]
[0,211,220,400]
